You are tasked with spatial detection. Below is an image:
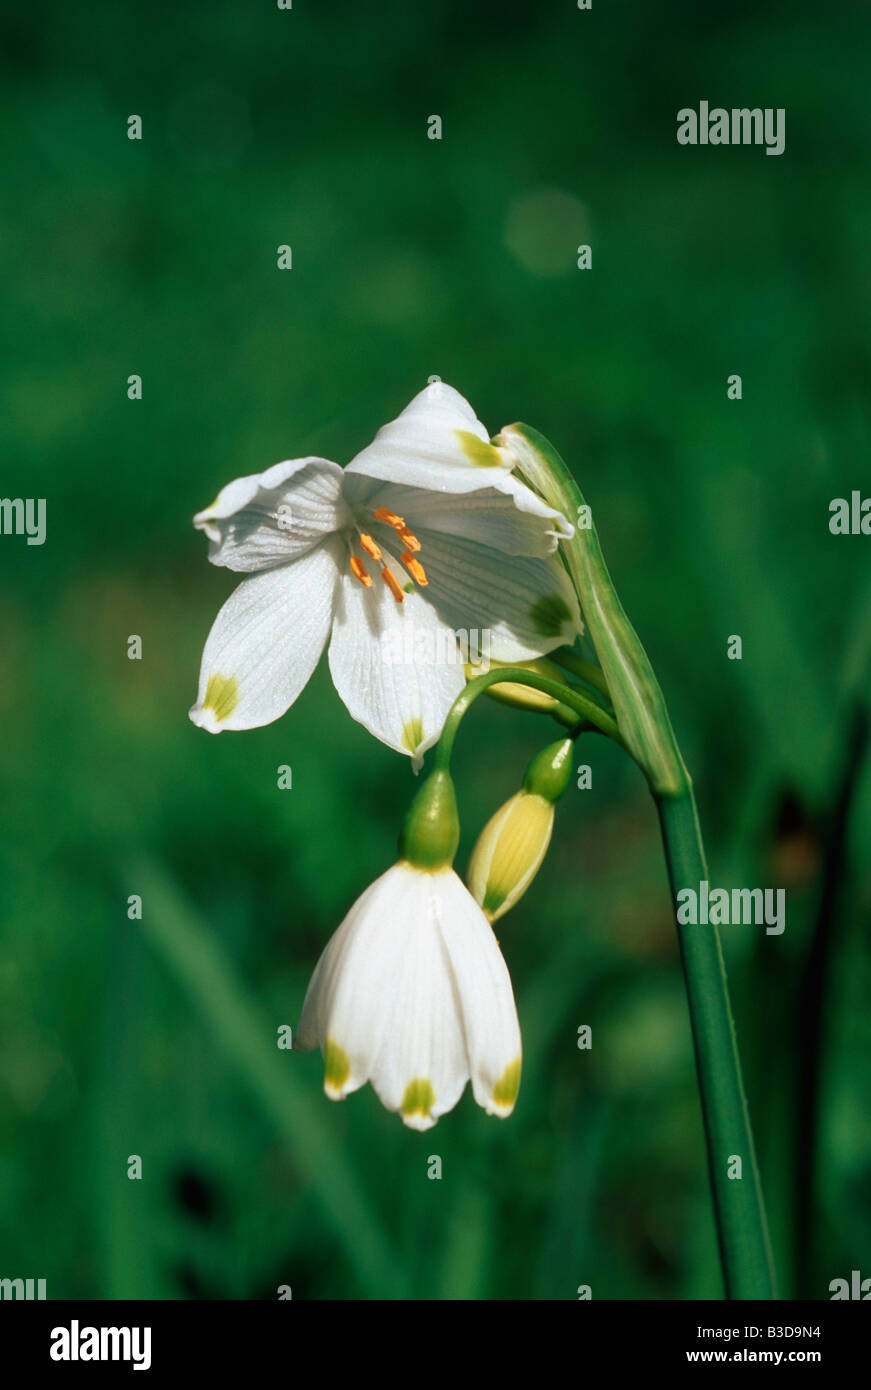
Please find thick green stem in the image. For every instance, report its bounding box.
[498,421,777,1298]
[657,789,777,1299]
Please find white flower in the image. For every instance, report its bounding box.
[294,861,522,1130]
[189,384,579,760]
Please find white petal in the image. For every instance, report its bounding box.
[295,870,399,1096]
[194,457,349,571]
[327,553,466,761]
[435,871,523,1117]
[366,868,469,1130]
[344,383,513,495]
[412,527,582,662]
[358,477,573,557]
[189,538,341,732]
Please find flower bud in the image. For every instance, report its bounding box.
[465,656,576,722]
[398,769,460,870]
[468,738,573,922]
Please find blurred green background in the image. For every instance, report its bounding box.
[1,0,869,1300]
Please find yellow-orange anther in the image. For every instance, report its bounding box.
[397,525,421,552]
[401,552,428,586]
[373,504,422,553]
[374,506,405,528]
[359,532,382,562]
[350,556,373,587]
[382,569,405,603]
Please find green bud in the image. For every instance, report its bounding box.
[398,770,460,870]
[522,737,574,802]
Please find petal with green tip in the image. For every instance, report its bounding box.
[189,537,341,732]
[328,555,465,762]
[405,528,582,662]
[434,871,523,1117]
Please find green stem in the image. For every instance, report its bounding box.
[434,666,622,771]
[657,789,777,1299]
[498,421,776,1297]
[550,646,613,702]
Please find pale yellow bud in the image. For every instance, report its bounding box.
[468,790,555,923]
[464,656,566,714]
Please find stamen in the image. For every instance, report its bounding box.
[397,525,421,552]
[350,555,373,588]
[359,532,382,562]
[401,552,428,586]
[382,569,405,603]
[370,505,425,596]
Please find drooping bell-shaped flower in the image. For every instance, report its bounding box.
[294,771,522,1129]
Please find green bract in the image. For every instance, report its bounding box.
[496,423,690,799]
[398,769,460,870]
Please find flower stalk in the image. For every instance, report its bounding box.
[658,792,777,1299]
[434,665,622,774]
[499,424,777,1300]
[467,655,586,726]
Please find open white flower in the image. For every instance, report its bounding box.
[189,383,579,760]
[294,861,522,1130]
